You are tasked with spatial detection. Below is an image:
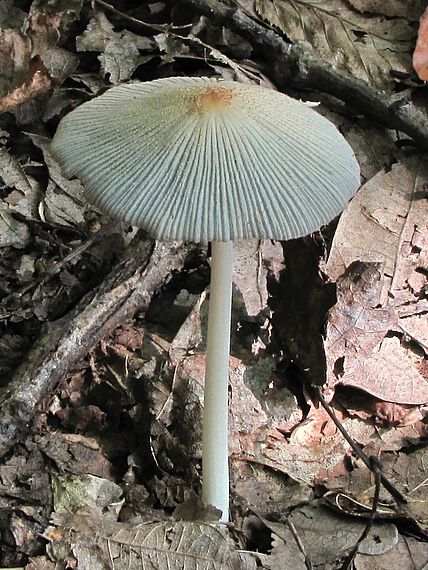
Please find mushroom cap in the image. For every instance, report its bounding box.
[51,77,360,243]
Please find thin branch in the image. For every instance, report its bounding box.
[286,516,313,570]
[94,0,192,32]
[340,457,382,570]
[0,238,195,458]
[315,387,407,505]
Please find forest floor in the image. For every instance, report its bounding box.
[0,0,428,568]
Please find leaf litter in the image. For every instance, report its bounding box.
[0,0,427,568]
[254,0,423,91]
[413,7,428,81]
[324,156,428,404]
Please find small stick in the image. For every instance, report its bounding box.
[340,457,382,570]
[315,387,407,505]
[286,517,313,570]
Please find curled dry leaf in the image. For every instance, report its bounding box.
[413,7,428,80]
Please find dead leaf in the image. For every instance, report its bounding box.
[326,158,428,301]
[154,33,186,63]
[52,474,123,517]
[326,261,395,365]
[0,0,27,29]
[265,504,398,568]
[29,132,85,226]
[325,441,428,530]
[259,427,351,484]
[25,556,56,569]
[233,239,268,317]
[343,335,428,404]
[76,11,147,83]
[354,534,428,570]
[0,29,32,99]
[173,490,222,521]
[373,401,423,427]
[324,262,428,404]
[0,203,31,248]
[255,0,416,91]
[0,0,83,108]
[386,446,428,525]
[0,145,40,220]
[35,432,113,479]
[349,0,427,18]
[41,47,79,81]
[235,468,312,513]
[413,7,428,80]
[46,514,257,569]
[324,156,428,404]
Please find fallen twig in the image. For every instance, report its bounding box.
[0,237,194,458]
[340,457,382,570]
[316,387,407,505]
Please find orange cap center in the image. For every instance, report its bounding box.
[191,87,233,113]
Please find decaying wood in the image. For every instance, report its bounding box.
[177,0,428,150]
[0,237,195,458]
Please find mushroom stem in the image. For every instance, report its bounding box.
[202,239,234,522]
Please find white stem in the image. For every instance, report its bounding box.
[202,240,234,522]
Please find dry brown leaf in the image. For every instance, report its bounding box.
[52,474,123,517]
[46,514,257,569]
[35,432,113,479]
[25,556,56,569]
[0,0,83,108]
[233,239,284,317]
[339,335,428,404]
[0,29,32,99]
[0,147,37,212]
[259,428,351,484]
[325,261,428,404]
[266,504,398,568]
[173,490,222,521]
[413,7,428,80]
[0,203,31,248]
[349,0,427,18]
[324,157,428,404]
[326,261,395,366]
[235,469,312,513]
[385,446,428,525]
[326,158,428,295]
[255,0,415,91]
[323,436,428,532]
[76,11,147,84]
[233,239,268,317]
[0,0,27,28]
[332,445,428,528]
[354,534,428,570]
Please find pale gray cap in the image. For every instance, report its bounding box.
[51,77,360,243]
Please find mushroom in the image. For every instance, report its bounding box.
[51,76,360,521]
